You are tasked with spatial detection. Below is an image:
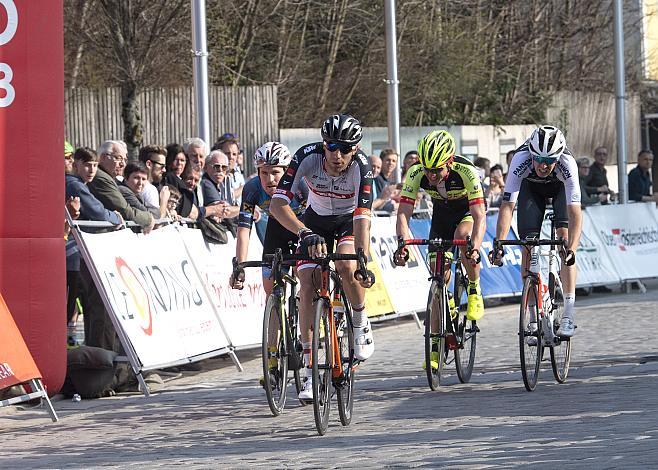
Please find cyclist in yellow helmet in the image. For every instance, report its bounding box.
[395,129,487,323]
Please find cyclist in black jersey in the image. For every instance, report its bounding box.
[489,125,582,337]
[270,114,376,401]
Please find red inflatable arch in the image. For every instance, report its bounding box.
[0,1,66,393]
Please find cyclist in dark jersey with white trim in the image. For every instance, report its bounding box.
[270,113,375,401]
[229,141,307,294]
[489,125,582,337]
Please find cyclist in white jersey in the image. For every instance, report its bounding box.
[270,113,376,401]
[489,125,582,337]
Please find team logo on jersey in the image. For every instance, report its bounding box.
[364,171,374,179]
[303,145,316,154]
[557,160,571,179]
[513,157,532,177]
[362,199,369,204]
[286,168,295,176]
[357,154,368,165]
[362,185,371,194]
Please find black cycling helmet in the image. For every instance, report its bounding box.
[320,113,363,145]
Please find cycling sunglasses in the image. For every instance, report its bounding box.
[532,155,558,165]
[422,166,448,175]
[325,141,356,153]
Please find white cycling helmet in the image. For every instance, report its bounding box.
[253,141,292,168]
[528,125,566,162]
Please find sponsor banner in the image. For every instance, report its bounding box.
[80,228,231,369]
[0,293,42,391]
[364,246,395,317]
[478,213,524,297]
[587,203,658,280]
[540,211,620,286]
[372,217,431,314]
[179,227,266,348]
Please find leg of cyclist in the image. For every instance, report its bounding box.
[335,236,374,361]
[454,218,484,321]
[552,187,577,337]
[296,263,322,400]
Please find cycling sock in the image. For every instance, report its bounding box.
[352,302,367,327]
[563,293,576,320]
[303,342,311,370]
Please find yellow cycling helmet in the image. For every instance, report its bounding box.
[417,130,456,169]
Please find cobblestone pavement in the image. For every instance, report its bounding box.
[2,284,658,469]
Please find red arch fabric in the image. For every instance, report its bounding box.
[0,1,65,393]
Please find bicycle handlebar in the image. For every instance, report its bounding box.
[235,248,369,274]
[397,237,471,250]
[493,237,566,249]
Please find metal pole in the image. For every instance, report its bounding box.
[191,0,210,145]
[614,0,628,204]
[384,0,401,182]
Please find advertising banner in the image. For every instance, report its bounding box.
[372,217,430,314]
[179,227,266,348]
[587,203,658,280]
[0,293,42,391]
[80,228,231,369]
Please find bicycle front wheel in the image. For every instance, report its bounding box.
[336,290,355,426]
[454,269,477,383]
[549,274,571,383]
[262,294,288,416]
[312,298,332,436]
[425,281,445,390]
[519,276,542,391]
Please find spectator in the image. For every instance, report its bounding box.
[89,140,154,232]
[577,157,607,206]
[584,146,614,201]
[376,148,399,193]
[370,155,397,214]
[65,140,74,174]
[183,137,208,207]
[474,157,491,182]
[165,184,181,219]
[213,134,245,203]
[66,147,125,353]
[138,144,168,214]
[485,164,505,208]
[165,143,187,178]
[201,150,240,220]
[402,150,419,180]
[628,150,658,202]
[503,149,516,181]
[119,162,162,219]
[177,163,226,222]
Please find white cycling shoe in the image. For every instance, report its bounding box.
[298,376,313,401]
[557,317,576,337]
[353,320,375,360]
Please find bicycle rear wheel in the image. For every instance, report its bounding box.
[312,298,332,436]
[425,281,445,390]
[287,294,307,405]
[454,269,477,383]
[519,276,542,391]
[549,274,571,383]
[262,294,288,416]
[336,291,355,426]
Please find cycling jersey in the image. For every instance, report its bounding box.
[273,142,373,220]
[504,144,581,205]
[238,176,307,229]
[400,156,485,206]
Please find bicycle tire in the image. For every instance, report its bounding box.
[549,273,571,383]
[312,298,332,436]
[519,276,542,391]
[424,280,444,390]
[262,294,288,416]
[287,294,307,405]
[454,268,477,383]
[336,289,355,426]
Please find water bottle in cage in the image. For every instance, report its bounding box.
[530,250,540,270]
[333,294,345,338]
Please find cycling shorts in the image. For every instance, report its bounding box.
[262,216,298,279]
[516,179,568,239]
[297,206,354,270]
[428,199,473,248]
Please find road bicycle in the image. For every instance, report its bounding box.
[235,248,305,416]
[284,249,369,435]
[493,214,572,391]
[395,237,479,390]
